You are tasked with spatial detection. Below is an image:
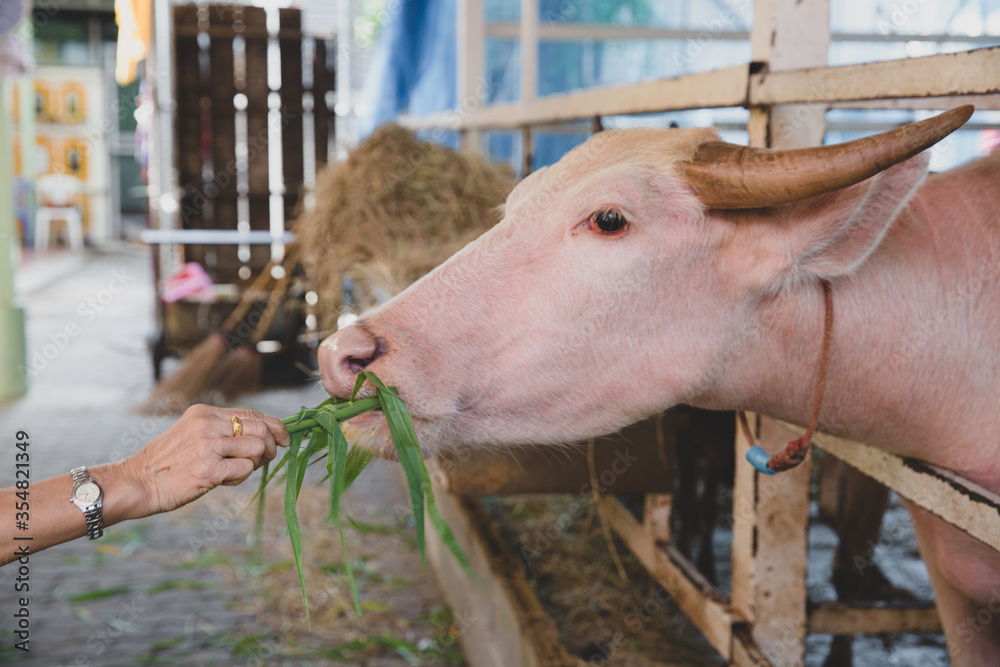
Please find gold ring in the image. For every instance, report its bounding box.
[232,415,243,437]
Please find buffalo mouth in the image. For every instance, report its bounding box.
[339,411,401,461]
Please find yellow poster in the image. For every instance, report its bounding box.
[63,138,88,180]
[34,81,54,122]
[60,82,87,124]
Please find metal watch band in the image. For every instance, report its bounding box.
[70,466,105,540]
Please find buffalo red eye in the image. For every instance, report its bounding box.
[591,209,628,235]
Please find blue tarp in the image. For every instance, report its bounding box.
[359,0,457,139]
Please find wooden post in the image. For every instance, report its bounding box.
[153,0,180,272]
[335,0,353,154]
[732,415,813,665]
[748,0,830,149]
[643,494,672,544]
[521,125,533,176]
[735,3,830,663]
[456,0,484,153]
[519,0,538,175]
[642,413,672,544]
[521,0,538,105]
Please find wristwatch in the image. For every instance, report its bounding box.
[69,467,104,539]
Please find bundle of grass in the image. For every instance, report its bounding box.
[260,371,470,622]
[295,124,516,327]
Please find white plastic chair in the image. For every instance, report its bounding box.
[35,174,84,251]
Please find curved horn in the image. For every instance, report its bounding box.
[683,105,974,209]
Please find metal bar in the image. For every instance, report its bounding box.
[595,494,736,660]
[457,0,485,153]
[139,229,295,244]
[335,0,352,152]
[484,22,1000,45]
[401,47,999,133]
[822,122,1000,132]
[750,45,1000,105]
[521,125,533,176]
[829,94,1000,111]
[832,32,1000,44]
[154,0,179,274]
[807,601,941,635]
[521,0,537,104]
[486,22,753,41]
[399,64,749,130]
[173,24,301,39]
[419,117,999,137]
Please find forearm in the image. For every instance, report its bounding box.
[0,460,151,566]
[0,406,286,567]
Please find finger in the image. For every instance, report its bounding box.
[217,436,270,469]
[216,457,255,486]
[198,406,251,438]
[230,416,278,462]
[230,408,290,448]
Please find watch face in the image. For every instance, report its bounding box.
[75,481,101,504]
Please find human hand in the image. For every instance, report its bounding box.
[121,405,290,517]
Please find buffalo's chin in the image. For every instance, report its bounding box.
[340,418,400,461]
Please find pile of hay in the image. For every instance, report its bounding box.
[296,124,517,330]
[488,495,723,665]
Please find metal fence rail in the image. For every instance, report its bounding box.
[408,2,999,665]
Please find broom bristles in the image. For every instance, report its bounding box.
[138,333,228,414]
[207,345,263,401]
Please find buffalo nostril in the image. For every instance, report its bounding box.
[344,336,387,373]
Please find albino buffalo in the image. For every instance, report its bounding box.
[320,106,1000,664]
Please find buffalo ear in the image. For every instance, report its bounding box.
[718,152,930,291]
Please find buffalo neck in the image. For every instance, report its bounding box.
[710,157,1000,490]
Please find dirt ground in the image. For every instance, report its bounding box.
[488,495,723,666]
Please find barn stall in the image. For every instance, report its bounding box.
[387,1,1000,665]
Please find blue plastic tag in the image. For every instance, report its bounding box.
[746,445,777,476]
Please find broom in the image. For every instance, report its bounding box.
[205,245,299,402]
[139,256,282,414]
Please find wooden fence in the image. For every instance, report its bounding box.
[400,0,1000,664]
[172,3,334,285]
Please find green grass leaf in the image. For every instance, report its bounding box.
[345,447,373,486]
[353,371,427,566]
[330,420,362,613]
[283,431,310,625]
[146,579,213,595]
[66,585,132,603]
[257,371,471,616]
